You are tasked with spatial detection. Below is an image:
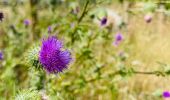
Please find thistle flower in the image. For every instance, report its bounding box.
[100,17,107,26]
[113,32,123,47]
[0,52,3,60]
[70,23,75,29]
[26,46,41,69]
[0,12,4,21]
[39,36,72,74]
[24,19,30,26]
[163,91,170,98]
[144,14,152,23]
[48,26,52,33]
[71,7,79,15]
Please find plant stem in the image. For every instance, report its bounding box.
[85,70,166,83]
[134,70,165,76]
[30,0,38,41]
[133,71,156,75]
[71,0,90,44]
[78,0,89,23]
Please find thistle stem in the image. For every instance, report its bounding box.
[78,0,89,23]
[71,0,90,44]
[85,70,166,83]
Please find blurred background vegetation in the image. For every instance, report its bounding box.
[0,0,170,100]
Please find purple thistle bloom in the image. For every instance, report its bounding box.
[24,19,30,26]
[113,41,119,47]
[101,17,107,26]
[144,15,152,23]
[0,12,4,21]
[71,7,79,15]
[70,23,75,29]
[48,26,52,33]
[163,91,170,98]
[39,36,72,74]
[113,32,123,47]
[118,51,124,57]
[0,52,3,60]
[115,33,123,41]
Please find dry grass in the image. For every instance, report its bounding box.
[104,3,170,100]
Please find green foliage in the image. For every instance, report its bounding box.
[15,89,41,100]
[26,46,42,69]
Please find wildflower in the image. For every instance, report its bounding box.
[163,91,170,98]
[39,36,72,74]
[48,26,52,33]
[118,51,124,57]
[100,17,107,26]
[71,7,79,15]
[0,52,3,60]
[24,19,30,26]
[0,12,4,21]
[70,23,75,29]
[113,32,123,47]
[144,14,152,23]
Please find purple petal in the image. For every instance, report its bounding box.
[163,91,170,98]
[0,52,3,60]
[101,17,107,26]
[144,15,152,23]
[39,36,72,74]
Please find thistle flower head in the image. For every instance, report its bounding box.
[39,36,72,74]
[144,14,152,23]
[24,19,30,26]
[48,26,52,33]
[26,46,41,69]
[0,12,4,21]
[0,51,3,60]
[115,32,123,41]
[71,7,79,15]
[163,91,170,98]
[101,17,107,26]
[70,23,75,29]
[113,32,123,47]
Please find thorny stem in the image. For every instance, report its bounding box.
[134,71,157,75]
[30,0,38,41]
[78,0,89,23]
[134,71,165,76]
[71,0,90,44]
[67,65,168,93]
[85,70,167,83]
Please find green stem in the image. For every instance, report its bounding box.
[134,71,165,76]
[85,70,167,83]
[78,0,89,23]
[133,71,156,75]
[30,0,38,41]
[71,0,90,44]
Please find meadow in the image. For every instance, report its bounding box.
[0,0,170,100]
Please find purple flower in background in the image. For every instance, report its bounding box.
[118,51,124,57]
[71,7,79,15]
[24,19,30,26]
[144,14,152,23]
[101,17,107,26]
[115,33,123,41]
[0,52,3,60]
[70,23,75,29]
[39,36,72,74]
[163,91,170,98]
[113,32,123,47]
[48,26,52,33]
[0,12,4,21]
